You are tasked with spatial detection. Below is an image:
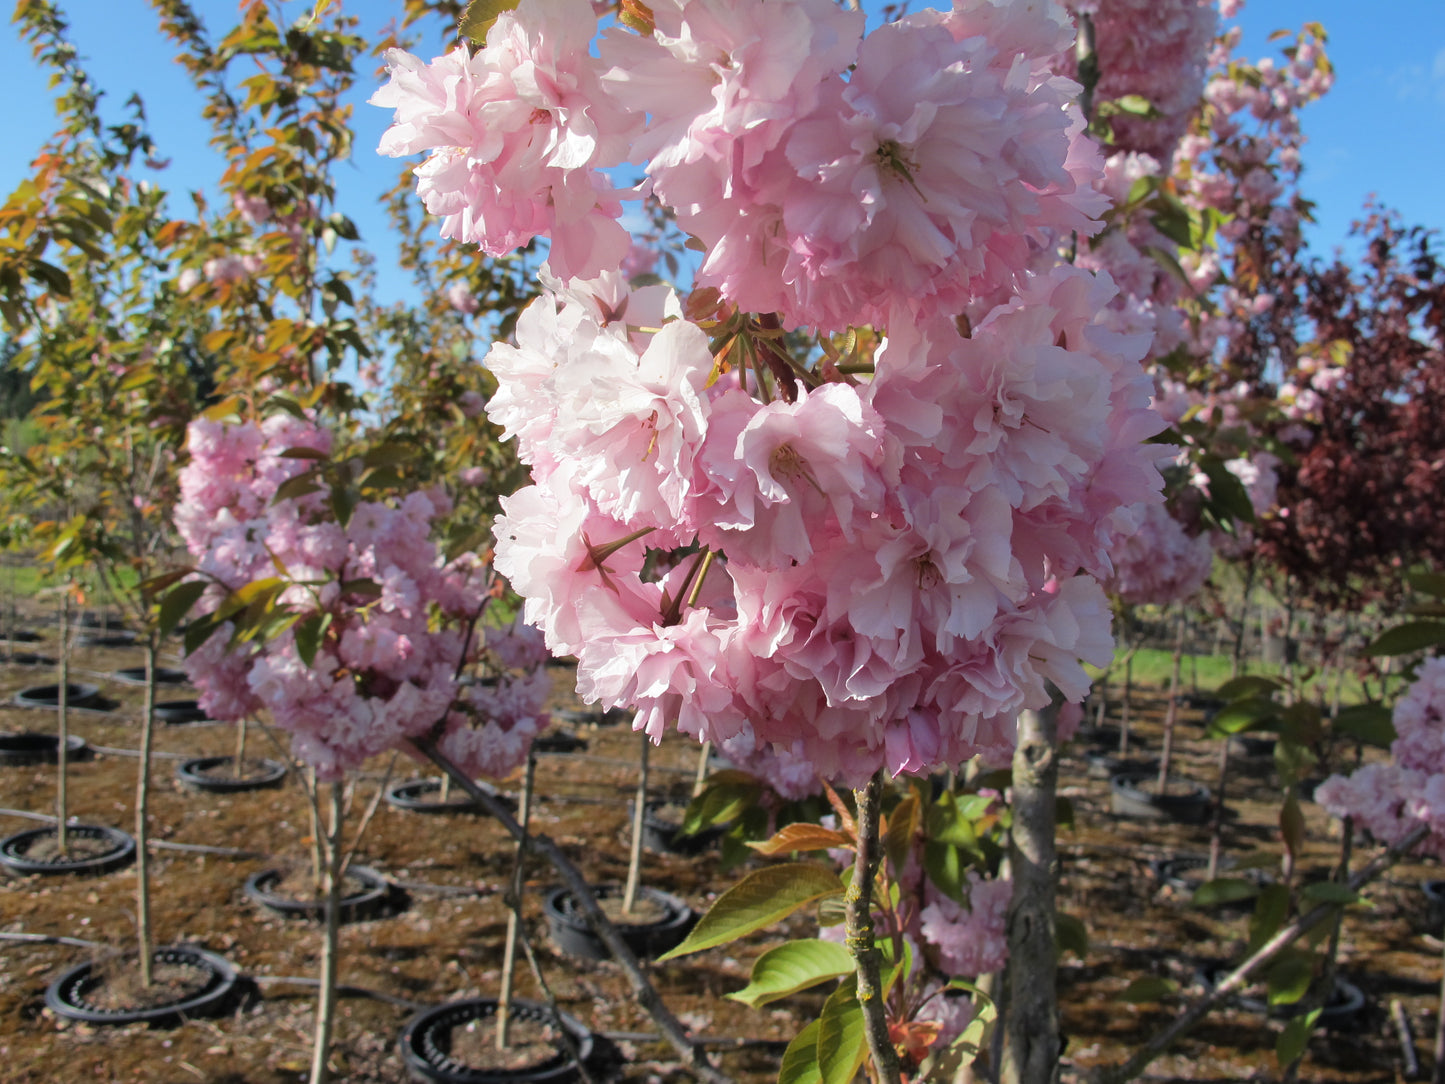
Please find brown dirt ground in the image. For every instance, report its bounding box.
[0,622,1440,1083]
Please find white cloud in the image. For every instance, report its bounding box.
[1388,47,1445,104]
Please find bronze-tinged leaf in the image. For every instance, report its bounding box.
[619,0,655,34]
[747,824,853,856]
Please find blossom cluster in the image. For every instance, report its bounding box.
[175,416,550,779]
[1316,658,1445,861]
[1060,0,1217,163]
[918,871,1013,979]
[374,0,1106,334]
[373,0,1174,784]
[486,261,1163,783]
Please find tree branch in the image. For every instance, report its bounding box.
[1089,823,1428,1084]
[408,736,732,1084]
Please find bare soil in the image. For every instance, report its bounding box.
[0,626,1441,1083]
[18,832,118,863]
[84,958,213,1013]
[448,1013,562,1071]
[598,893,671,926]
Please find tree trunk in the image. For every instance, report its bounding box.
[1433,914,1445,1084]
[1206,739,1232,882]
[847,770,903,1084]
[497,752,537,1049]
[56,596,70,854]
[135,634,158,987]
[1003,703,1059,1084]
[623,732,650,916]
[1232,563,1255,680]
[1156,609,1185,796]
[309,781,346,1084]
[230,714,247,777]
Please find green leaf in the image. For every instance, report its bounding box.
[1056,795,1075,830]
[362,442,413,469]
[1408,572,1445,600]
[1216,675,1286,700]
[331,484,356,528]
[778,1019,823,1084]
[139,570,191,600]
[1199,455,1256,525]
[1249,884,1291,955]
[1332,704,1396,748]
[1273,739,1318,787]
[1365,621,1445,658]
[1300,882,1363,906]
[1266,948,1315,1006]
[279,446,330,460]
[682,777,761,834]
[339,578,382,600]
[266,394,309,421]
[728,940,855,1008]
[294,612,330,668]
[182,615,223,656]
[656,863,843,960]
[923,841,966,903]
[215,577,286,623]
[273,474,322,503]
[1276,702,1324,746]
[884,793,920,874]
[926,792,983,856]
[158,580,207,639]
[1124,175,1161,208]
[1112,93,1158,116]
[1279,792,1306,862]
[816,893,846,928]
[1206,696,1279,738]
[1275,1008,1320,1068]
[1119,976,1176,1003]
[1056,912,1088,960]
[458,0,520,43]
[1193,877,1260,908]
[817,978,867,1084]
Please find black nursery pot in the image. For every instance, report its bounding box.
[399,998,596,1084]
[45,944,239,1027]
[154,699,212,725]
[111,666,188,686]
[177,755,287,793]
[1227,733,1277,760]
[243,864,395,923]
[385,777,514,815]
[0,731,90,766]
[544,884,694,961]
[633,800,722,857]
[1109,772,1211,824]
[1198,964,1366,1029]
[533,729,588,755]
[1150,854,1270,908]
[12,682,101,709]
[0,823,136,876]
[1422,880,1445,932]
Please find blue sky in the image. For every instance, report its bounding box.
[2,0,1442,307]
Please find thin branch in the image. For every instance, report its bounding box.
[409,735,732,1084]
[1090,823,1429,1084]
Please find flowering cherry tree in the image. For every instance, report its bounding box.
[373,0,1173,1077]
[174,414,549,781]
